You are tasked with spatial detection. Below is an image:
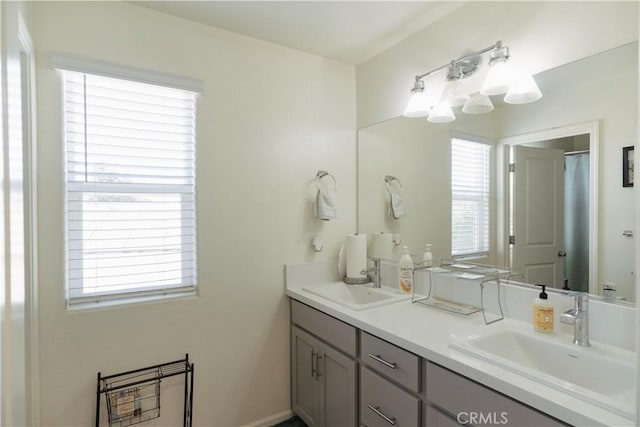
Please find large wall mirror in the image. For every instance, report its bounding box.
[357,42,638,303]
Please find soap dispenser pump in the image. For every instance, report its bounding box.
[533,284,554,333]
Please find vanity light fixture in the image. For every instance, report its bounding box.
[402,40,542,121]
[403,79,429,117]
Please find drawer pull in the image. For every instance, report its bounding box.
[311,350,316,378]
[316,355,323,379]
[368,405,396,425]
[368,353,397,369]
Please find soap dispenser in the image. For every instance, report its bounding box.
[398,246,414,294]
[533,284,554,333]
[422,244,433,268]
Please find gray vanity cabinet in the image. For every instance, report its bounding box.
[291,301,357,427]
[290,299,570,427]
[426,362,568,426]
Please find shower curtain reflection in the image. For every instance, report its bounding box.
[564,152,590,292]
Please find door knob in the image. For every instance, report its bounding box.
[558,250,567,257]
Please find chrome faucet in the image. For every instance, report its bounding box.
[361,258,382,288]
[560,293,590,347]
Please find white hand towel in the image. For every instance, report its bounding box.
[317,189,336,221]
[390,192,406,219]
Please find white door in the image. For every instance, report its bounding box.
[512,146,565,288]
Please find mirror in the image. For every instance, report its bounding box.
[357,42,637,303]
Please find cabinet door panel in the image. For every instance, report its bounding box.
[425,404,462,427]
[360,366,420,427]
[292,327,321,427]
[320,343,357,427]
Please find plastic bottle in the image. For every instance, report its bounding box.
[399,246,414,294]
[422,244,433,268]
[533,284,554,333]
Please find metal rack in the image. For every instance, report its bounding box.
[411,259,515,324]
[96,354,194,427]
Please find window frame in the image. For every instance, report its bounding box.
[451,134,492,258]
[56,57,202,308]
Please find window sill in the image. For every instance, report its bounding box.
[67,288,197,312]
[452,253,490,262]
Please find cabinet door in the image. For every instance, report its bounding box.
[319,343,357,427]
[292,326,321,427]
[425,404,462,427]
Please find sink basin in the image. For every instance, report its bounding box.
[450,328,637,418]
[303,282,410,311]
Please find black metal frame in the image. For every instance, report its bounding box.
[96,354,194,427]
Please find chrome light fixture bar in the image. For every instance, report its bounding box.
[403,40,542,121]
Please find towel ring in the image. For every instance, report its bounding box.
[316,170,337,192]
[384,175,403,193]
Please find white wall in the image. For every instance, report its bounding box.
[33,2,355,426]
[357,1,639,128]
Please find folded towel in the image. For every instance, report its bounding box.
[390,192,406,219]
[317,188,336,221]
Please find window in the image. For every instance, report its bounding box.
[62,69,198,306]
[451,137,490,257]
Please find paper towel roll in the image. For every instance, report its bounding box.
[345,233,368,280]
[370,232,393,260]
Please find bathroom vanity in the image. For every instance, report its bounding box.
[291,300,564,427]
[286,262,637,427]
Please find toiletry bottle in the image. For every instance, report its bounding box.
[422,244,433,268]
[399,246,414,294]
[533,284,554,333]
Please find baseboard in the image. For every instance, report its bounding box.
[241,409,294,427]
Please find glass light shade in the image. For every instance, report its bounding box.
[428,101,455,123]
[504,73,542,104]
[403,89,430,118]
[462,93,494,114]
[480,60,513,96]
[443,79,469,107]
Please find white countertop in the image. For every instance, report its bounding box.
[286,278,636,427]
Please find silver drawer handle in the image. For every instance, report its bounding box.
[368,353,397,369]
[368,405,396,425]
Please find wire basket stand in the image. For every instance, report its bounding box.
[411,259,515,324]
[96,354,194,427]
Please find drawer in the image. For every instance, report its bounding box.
[360,366,420,427]
[426,362,568,426]
[360,331,420,392]
[291,300,357,357]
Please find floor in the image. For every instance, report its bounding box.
[273,415,307,427]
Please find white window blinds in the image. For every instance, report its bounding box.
[451,138,490,257]
[63,70,197,305]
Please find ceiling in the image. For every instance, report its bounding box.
[132,1,466,65]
